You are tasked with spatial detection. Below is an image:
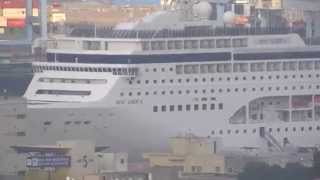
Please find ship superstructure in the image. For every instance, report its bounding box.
[23,0,320,157]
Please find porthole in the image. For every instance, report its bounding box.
[219,89,223,93]
[219,77,223,81]
[145,92,149,96]
[145,80,149,84]
[276,75,280,79]
[169,67,173,71]
[178,79,182,83]
[186,90,190,94]
[170,79,174,83]
[260,76,264,80]
[194,90,198,94]
[170,91,174,95]
[235,130,239,134]
[202,78,206,82]
[161,91,166,95]
[308,74,312,78]
[137,80,141,84]
[178,90,182,94]
[268,76,272,80]
[161,79,165,83]
[252,129,256,133]
[243,77,246,80]
[202,89,206,94]
[227,77,231,81]
[186,79,190,83]
[161,68,165,72]
[194,78,198,82]
[153,91,157,95]
[153,80,157,84]
[137,92,141,96]
[153,68,157,72]
[260,87,264,91]
[284,75,288,79]
[300,74,304,78]
[145,68,149,72]
[252,76,256,80]
[211,89,215,93]
[120,92,124,96]
[128,92,132,96]
[210,78,214,82]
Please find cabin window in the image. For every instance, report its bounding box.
[83,41,101,50]
[141,41,150,51]
[104,42,108,50]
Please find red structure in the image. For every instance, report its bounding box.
[2,0,39,9]
[1,0,40,28]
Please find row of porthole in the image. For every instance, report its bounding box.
[120,84,320,97]
[144,67,174,73]
[43,121,92,126]
[152,103,223,112]
[129,74,320,85]
[212,126,320,135]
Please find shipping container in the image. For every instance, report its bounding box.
[7,18,25,28]
[0,16,7,27]
[3,8,38,19]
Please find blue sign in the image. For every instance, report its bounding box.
[26,156,71,168]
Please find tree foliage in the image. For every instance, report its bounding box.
[238,162,314,180]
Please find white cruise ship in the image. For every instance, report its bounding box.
[20,0,320,161]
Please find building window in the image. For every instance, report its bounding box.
[210,104,215,110]
[194,104,199,111]
[161,105,166,112]
[186,104,191,111]
[153,106,158,112]
[202,104,207,110]
[170,105,174,112]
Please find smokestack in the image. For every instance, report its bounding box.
[40,0,47,40]
[25,0,33,42]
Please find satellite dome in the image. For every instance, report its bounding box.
[193,1,212,20]
[223,11,235,24]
